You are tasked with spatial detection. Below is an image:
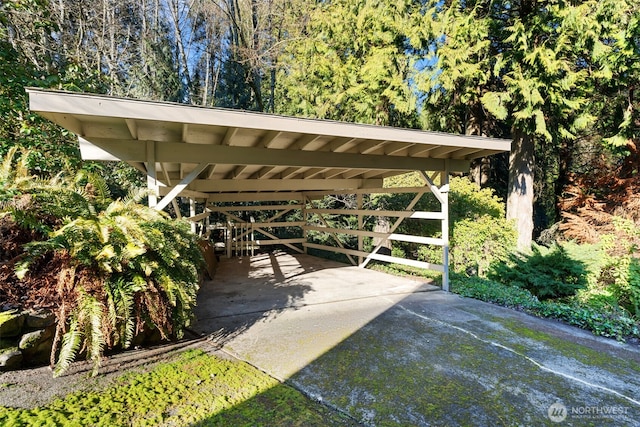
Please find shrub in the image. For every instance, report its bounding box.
[416,240,442,264]
[450,215,517,276]
[603,254,640,318]
[14,196,203,376]
[451,273,539,309]
[488,244,588,300]
[451,273,640,341]
[1,152,204,376]
[594,218,640,318]
[384,174,516,274]
[448,175,506,220]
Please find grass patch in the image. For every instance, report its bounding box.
[0,349,355,426]
[368,262,442,285]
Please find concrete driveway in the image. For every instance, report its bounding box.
[193,251,640,426]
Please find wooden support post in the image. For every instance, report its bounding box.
[303,196,309,254]
[190,198,196,233]
[146,141,157,208]
[441,164,450,291]
[357,193,363,265]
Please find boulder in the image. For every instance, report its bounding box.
[0,311,25,338]
[19,329,47,351]
[0,347,23,371]
[19,327,55,366]
[25,310,56,329]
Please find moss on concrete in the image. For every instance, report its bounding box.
[291,306,637,426]
[490,317,640,376]
[0,349,356,426]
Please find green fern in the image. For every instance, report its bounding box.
[4,151,204,376]
[81,292,106,376]
[53,315,83,378]
[106,277,136,349]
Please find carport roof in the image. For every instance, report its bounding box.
[27,89,511,197]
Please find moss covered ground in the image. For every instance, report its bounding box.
[0,349,357,426]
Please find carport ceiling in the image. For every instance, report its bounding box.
[27,89,511,197]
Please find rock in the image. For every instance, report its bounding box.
[24,337,54,366]
[0,311,26,338]
[0,347,23,371]
[19,329,47,351]
[25,310,56,329]
[19,327,55,367]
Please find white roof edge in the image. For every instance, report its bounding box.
[27,88,511,151]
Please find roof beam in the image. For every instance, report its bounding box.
[221,127,238,145]
[260,130,282,148]
[191,178,382,192]
[79,137,120,161]
[249,166,276,179]
[225,164,249,179]
[125,119,138,139]
[291,133,321,150]
[334,137,360,151]
[83,138,471,171]
[48,112,84,135]
[358,140,389,154]
[324,169,350,179]
[301,168,326,179]
[207,164,218,179]
[278,167,302,179]
[429,145,467,158]
[207,192,305,203]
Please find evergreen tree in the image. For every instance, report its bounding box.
[276,0,421,126]
[416,0,638,249]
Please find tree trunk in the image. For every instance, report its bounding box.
[466,102,489,188]
[554,138,571,223]
[507,128,534,250]
[470,157,490,188]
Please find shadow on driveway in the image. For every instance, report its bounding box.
[194,251,640,426]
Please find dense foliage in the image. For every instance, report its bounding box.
[488,244,589,300]
[0,150,204,376]
[1,0,640,350]
[452,274,640,342]
[416,0,640,248]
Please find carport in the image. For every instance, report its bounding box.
[27,88,510,290]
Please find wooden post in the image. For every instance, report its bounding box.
[357,193,363,265]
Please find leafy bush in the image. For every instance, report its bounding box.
[594,218,640,318]
[448,175,506,220]
[383,174,516,274]
[488,244,588,300]
[451,273,640,341]
[450,215,517,276]
[530,300,639,340]
[1,152,204,376]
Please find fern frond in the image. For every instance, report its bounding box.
[108,277,136,348]
[79,292,105,376]
[0,146,19,183]
[53,315,83,378]
[122,187,149,206]
[104,281,118,347]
